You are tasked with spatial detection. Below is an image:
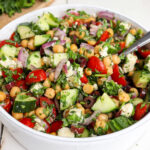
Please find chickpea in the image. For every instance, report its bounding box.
[25,110,35,117]
[128,71,134,77]
[84,68,92,76]
[107,66,113,75]
[75,31,85,39]
[112,54,121,65]
[45,88,56,99]
[97,114,108,121]
[55,84,62,94]
[79,47,84,55]
[35,107,46,120]
[130,28,136,35]
[94,45,102,54]
[70,44,78,52]
[129,88,139,97]
[76,103,85,115]
[103,56,111,67]
[64,83,70,90]
[28,38,36,50]
[64,37,71,43]
[53,44,64,53]
[95,120,107,131]
[69,31,76,36]
[97,77,107,86]
[12,111,23,120]
[84,50,94,58]
[118,90,130,102]
[10,86,21,98]
[0,91,6,102]
[84,17,96,23]
[50,132,57,136]
[41,58,45,66]
[67,16,74,24]
[46,30,54,38]
[87,40,96,46]
[83,83,94,94]
[43,78,51,88]
[85,109,92,115]
[106,28,114,37]
[49,72,55,82]
[21,40,28,48]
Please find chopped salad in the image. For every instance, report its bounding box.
[0,9,150,138]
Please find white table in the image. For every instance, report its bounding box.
[0,0,150,149]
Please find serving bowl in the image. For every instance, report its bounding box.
[0,4,150,150]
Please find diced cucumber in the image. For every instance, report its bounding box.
[36,13,59,31]
[60,89,79,110]
[50,53,68,67]
[133,71,150,88]
[30,83,44,97]
[0,44,17,59]
[125,33,135,48]
[80,128,89,137]
[17,25,35,39]
[27,51,41,70]
[132,98,143,106]
[92,93,118,113]
[34,34,50,47]
[13,94,36,113]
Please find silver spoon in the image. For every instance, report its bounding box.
[120,31,150,56]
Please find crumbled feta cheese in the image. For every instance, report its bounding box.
[58,127,75,138]
[33,117,45,132]
[66,61,74,77]
[76,67,83,77]
[42,56,50,66]
[120,22,131,30]
[69,108,82,117]
[30,83,43,92]
[99,46,108,57]
[53,37,59,40]
[120,103,134,118]
[0,57,23,68]
[123,53,137,73]
[93,83,98,90]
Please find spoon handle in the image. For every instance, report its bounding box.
[121,31,150,56]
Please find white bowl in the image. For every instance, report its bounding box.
[0,4,150,150]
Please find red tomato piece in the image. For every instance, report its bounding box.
[80,74,88,84]
[118,41,125,54]
[100,31,110,41]
[15,79,28,90]
[87,56,107,74]
[10,32,15,41]
[50,121,63,133]
[19,118,35,128]
[44,120,51,133]
[134,103,148,120]
[138,49,150,58]
[25,69,47,85]
[0,40,19,48]
[111,64,127,86]
[71,125,84,134]
[2,68,23,80]
[40,97,54,107]
[2,98,12,112]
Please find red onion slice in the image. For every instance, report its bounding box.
[42,41,56,50]
[53,28,66,41]
[18,48,29,67]
[97,11,114,20]
[80,43,94,51]
[63,63,68,74]
[90,24,99,36]
[54,59,67,81]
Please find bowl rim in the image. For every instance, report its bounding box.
[0,4,150,143]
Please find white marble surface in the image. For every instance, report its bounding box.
[1,0,150,149]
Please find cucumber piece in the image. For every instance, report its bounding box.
[34,34,50,46]
[27,51,41,70]
[13,94,36,113]
[60,89,79,110]
[0,44,17,59]
[36,13,59,31]
[80,128,89,137]
[50,53,68,67]
[17,25,35,39]
[92,93,118,113]
[132,98,143,106]
[133,71,150,88]
[125,33,135,48]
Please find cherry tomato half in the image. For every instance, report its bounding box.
[138,49,150,58]
[80,74,88,84]
[19,118,35,128]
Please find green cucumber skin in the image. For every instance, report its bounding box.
[13,100,36,113]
